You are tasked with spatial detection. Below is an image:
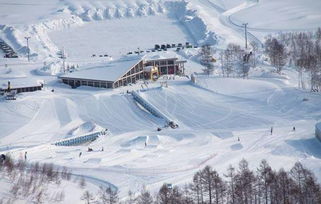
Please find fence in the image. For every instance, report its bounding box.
[53,130,107,146]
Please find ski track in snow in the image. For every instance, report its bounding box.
[1,0,321,199]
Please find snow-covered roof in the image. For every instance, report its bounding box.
[0,78,43,89]
[143,51,180,61]
[144,66,155,71]
[60,56,143,82]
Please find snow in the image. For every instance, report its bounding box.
[1,0,321,202]
[60,56,143,82]
[231,0,321,31]
[49,14,195,58]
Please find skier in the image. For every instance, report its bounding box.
[270,127,273,135]
[293,126,296,131]
[79,152,82,157]
[101,147,104,152]
[24,151,27,160]
[145,141,147,147]
[238,137,240,142]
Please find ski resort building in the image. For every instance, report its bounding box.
[59,57,145,89]
[144,57,186,75]
[59,55,186,89]
[0,80,43,94]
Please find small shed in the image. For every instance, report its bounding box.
[0,80,43,94]
[144,66,159,81]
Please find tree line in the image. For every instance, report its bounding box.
[199,27,321,91]
[2,156,321,203]
[125,159,321,204]
[264,28,321,91]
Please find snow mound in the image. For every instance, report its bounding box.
[65,1,166,21]
[67,121,98,137]
[121,136,148,148]
[166,1,218,45]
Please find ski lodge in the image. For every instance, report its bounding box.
[0,80,43,94]
[59,55,186,89]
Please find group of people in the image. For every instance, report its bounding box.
[270,126,296,135]
[237,126,296,142]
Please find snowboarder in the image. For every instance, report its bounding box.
[79,152,82,157]
[293,126,296,131]
[24,152,27,160]
[270,127,273,135]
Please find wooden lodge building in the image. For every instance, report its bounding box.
[59,55,186,89]
[0,80,43,94]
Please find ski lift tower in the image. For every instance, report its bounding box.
[242,23,248,50]
[59,48,67,73]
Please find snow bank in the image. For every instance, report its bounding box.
[64,0,166,21]
[0,14,84,60]
[166,1,218,45]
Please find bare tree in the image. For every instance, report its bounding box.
[200,45,215,75]
[99,186,119,204]
[81,191,94,204]
[265,37,288,73]
[136,187,154,204]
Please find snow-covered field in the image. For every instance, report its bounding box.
[49,15,194,58]
[1,0,321,202]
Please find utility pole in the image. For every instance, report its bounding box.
[24,36,31,62]
[242,23,248,49]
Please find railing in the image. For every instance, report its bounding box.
[0,39,18,58]
[132,91,173,125]
[53,130,107,146]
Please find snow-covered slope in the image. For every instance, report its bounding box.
[1,0,321,201]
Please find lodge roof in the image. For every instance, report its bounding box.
[59,56,143,82]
